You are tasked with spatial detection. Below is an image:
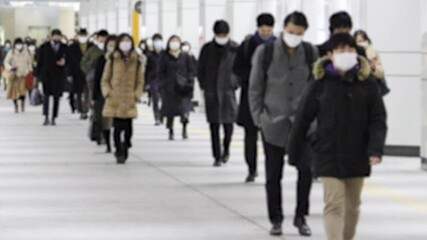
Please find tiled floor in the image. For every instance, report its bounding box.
[0,92,426,240]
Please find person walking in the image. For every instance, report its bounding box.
[233,13,276,181]
[288,33,387,240]
[249,12,318,236]
[37,29,68,126]
[158,35,196,140]
[92,35,117,153]
[81,29,109,117]
[198,20,239,167]
[145,33,164,126]
[101,34,145,164]
[68,28,92,115]
[4,38,33,113]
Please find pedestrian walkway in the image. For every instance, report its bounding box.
[0,93,426,240]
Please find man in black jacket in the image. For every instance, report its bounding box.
[146,33,164,126]
[232,13,276,183]
[198,20,239,167]
[288,33,387,240]
[37,29,68,126]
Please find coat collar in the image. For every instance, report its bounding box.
[313,55,371,81]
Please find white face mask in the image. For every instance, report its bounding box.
[5,44,11,48]
[154,40,163,51]
[139,44,145,50]
[146,39,154,48]
[182,45,190,53]
[215,36,229,46]
[15,44,23,50]
[169,41,181,51]
[79,36,88,43]
[97,42,105,50]
[357,41,369,48]
[283,32,303,48]
[333,52,358,72]
[28,45,36,53]
[119,41,132,52]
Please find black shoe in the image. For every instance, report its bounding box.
[124,145,129,160]
[43,118,50,126]
[245,174,256,183]
[106,147,112,153]
[221,153,229,164]
[80,113,88,120]
[155,120,161,126]
[169,130,174,140]
[115,151,126,164]
[270,223,282,236]
[213,159,222,167]
[182,130,188,140]
[294,217,312,237]
[51,119,56,126]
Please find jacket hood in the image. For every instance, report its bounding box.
[313,55,371,81]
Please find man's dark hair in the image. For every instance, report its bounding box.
[13,38,23,47]
[97,30,109,37]
[213,20,230,34]
[328,33,357,51]
[152,33,163,41]
[284,11,309,29]
[257,13,275,27]
[51,29,62,36]
[78,28,88,36]
[329,11,353,33]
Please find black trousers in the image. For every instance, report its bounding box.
[244,125,258,175]
[113,118,133,150]
[262,138,286,224]
[262,137,314,224]
[166,115,189,130]
[209,123,234,160]
[43,95,60,119]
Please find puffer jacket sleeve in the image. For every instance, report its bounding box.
[367,79,387,158]
[287,81,321,166]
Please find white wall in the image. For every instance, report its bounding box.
[365,0,422,147]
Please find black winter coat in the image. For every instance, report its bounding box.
[67,42,92,93]
[146,51,162,91]
[37,41,68,97]
[288,56,387,179]
[159,52,196,117]
[198,40,239,124]
[232,35,275,127]
[92,54,106,101]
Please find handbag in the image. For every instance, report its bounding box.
[25,73,34,90]
[30,88,43,106]
[175,73,189,95]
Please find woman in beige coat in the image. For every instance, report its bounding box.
[4,38,33,113]
[101,33,145,164]
[354,30,385,79]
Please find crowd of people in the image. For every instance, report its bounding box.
[0,10,389,240]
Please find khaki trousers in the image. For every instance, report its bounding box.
[322,177,364,240]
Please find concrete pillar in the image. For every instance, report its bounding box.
[200,0,226,44]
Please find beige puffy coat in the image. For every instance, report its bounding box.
[101,50,145,119]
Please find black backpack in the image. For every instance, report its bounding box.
[262,41,315,81]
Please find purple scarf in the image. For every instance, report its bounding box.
[253,31,276,45]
